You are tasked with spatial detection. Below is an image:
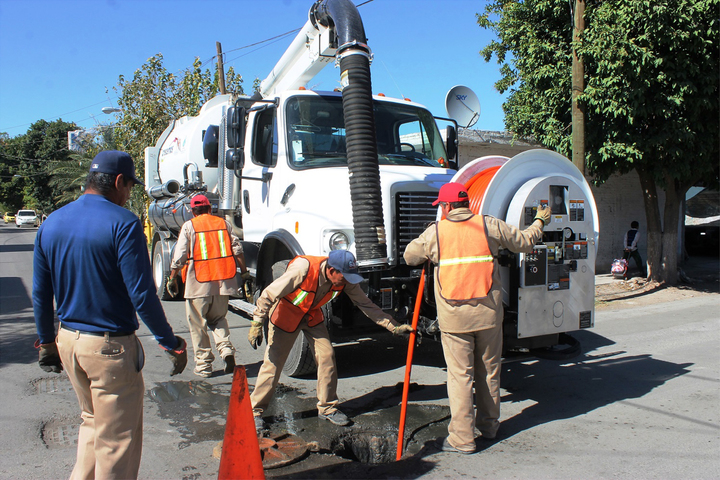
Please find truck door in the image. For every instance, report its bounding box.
[240,106,278,242]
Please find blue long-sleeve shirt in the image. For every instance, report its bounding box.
[33,193,177,350]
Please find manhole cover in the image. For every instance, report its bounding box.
[42,419,79,448]
[33,376,74,394]
[259,432,308,469]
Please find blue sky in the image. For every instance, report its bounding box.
[0,0,509,138]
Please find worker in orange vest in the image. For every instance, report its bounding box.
[167,194,248,378]
[247,250,414,429]
[404,182,551,454]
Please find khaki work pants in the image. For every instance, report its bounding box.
[440,325,503,452]
[185,295,235,375]
[251,320,338,416]
[56,327,145,480]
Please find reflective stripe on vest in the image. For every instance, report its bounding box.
[270,255,344,333]
[436,214,494,301]
[189,214,236,283]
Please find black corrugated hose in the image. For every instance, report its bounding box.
[339,51,387,266]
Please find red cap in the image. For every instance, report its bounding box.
[433,182,469,206]
[190,194,211,207]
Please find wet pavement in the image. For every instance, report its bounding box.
[148,374,453,476]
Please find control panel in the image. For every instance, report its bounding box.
[521,245,547,287]
[504,174,597,338]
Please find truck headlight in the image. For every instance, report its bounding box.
[329,231,349,251]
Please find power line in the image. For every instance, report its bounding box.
[1,1,375,134]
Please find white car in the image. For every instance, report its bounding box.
[15,210,38,228]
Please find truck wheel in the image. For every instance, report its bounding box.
[153,241,173,301]
[283,332,317,377]
[267,259,318,377]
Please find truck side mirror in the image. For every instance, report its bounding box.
[226,106,246,148]
[225,149,244,171]
[445,125,457,160]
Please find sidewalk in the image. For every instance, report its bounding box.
[596,255,719,286]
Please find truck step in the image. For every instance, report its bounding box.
[228,299,255,318]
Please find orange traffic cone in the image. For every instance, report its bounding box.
[218,365,265,480]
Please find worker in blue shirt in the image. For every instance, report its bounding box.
[33,150,188,480]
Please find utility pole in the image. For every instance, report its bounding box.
[216,42,227,95]
[571,0,586,175]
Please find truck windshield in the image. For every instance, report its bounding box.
[285,96,448,170]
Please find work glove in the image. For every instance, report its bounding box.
[534,205,552,226]
[243,281,254,303]
[240,271,252,281]
[392,324,415,336]
[248,320,264,349]
[35,340,63,373]
[166,277,179,298]
[161,335,188,376]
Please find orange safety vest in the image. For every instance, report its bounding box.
[270,256,344,333]
[183,214,236,283]
[436,214,494,301]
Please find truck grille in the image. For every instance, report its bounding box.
[395,191,438,259]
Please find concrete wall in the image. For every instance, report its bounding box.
[591,171,664,274]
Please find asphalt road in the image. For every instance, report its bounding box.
[1,223,718,479]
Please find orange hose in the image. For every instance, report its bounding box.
[396,268,426,461]
[440,166,500,220]
[465,165,500,214]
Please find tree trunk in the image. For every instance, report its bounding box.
[636,167,661,282]
[661,174,690,286]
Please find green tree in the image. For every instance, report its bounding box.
[478,0,719,285]
[0,120,78,214]
[111,54,244,217]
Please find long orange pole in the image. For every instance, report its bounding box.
[396,267,426,461]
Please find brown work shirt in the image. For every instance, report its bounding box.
[403,208,544,333]
[252,256,399,332]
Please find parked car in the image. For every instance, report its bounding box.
[15,210,38,228]
[3,212,15,223]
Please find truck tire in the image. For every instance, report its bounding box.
[268,259,318,378]
[153,241,173,301]
[283,332,317,378]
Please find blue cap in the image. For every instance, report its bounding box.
[327,250,364,284]
[89,150,144,186]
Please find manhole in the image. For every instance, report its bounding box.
[259,432,309,469]
[332,430,398,464]
[41,418,79,448]
[32,376,74,394]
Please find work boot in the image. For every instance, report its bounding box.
[254,415,266,434]
[223,355,236,375]
[436,437,475,455]
[318,409,350,426]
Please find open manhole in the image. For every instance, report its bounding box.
[331,430,399,464]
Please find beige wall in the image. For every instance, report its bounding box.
[591,171,663,273]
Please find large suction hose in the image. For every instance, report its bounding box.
[314,0,387,268]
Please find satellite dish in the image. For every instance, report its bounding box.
[445,85,481,128]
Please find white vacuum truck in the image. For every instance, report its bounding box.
[144,0,598,376]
